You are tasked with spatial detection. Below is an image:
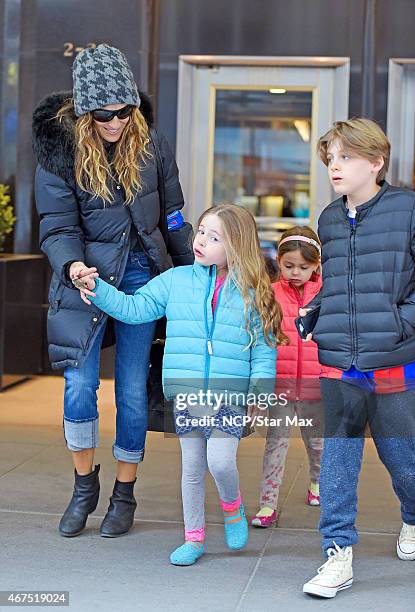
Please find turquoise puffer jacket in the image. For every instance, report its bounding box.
[90,263,276,403]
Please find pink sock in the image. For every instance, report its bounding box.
[185,528,205,542]
[221,494,242,512]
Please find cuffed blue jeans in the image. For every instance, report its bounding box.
[63,251,156,463]
[319,378,415,554]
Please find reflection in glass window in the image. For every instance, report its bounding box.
[213,89,313,225]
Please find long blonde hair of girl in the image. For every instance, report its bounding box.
[56,98,151,204]
[198,205,287,348]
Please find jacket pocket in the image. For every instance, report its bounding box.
[48,281,64,314]
[392,304,405,340]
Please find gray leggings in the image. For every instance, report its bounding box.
[179,431,240,533]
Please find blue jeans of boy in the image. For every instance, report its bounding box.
[319,378,415,554]
[63,251,156,463]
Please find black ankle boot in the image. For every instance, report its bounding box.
[100,478,137,537]
[59,465,100,537]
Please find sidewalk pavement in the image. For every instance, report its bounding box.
[0,377,413,611]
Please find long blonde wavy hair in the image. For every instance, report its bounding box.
[56,98,151,204]
[197,205,287,348]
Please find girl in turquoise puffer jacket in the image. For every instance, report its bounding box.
[74,204,286,566]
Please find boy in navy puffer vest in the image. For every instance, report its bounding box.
[301,119,415,599]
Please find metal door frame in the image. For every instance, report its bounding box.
[387,58,415,188]
[176,55,350,228]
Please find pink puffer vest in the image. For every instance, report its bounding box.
[274,273,322,401]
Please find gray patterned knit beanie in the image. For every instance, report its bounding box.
[72,44,141,116]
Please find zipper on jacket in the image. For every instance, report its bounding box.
[349,217,359,365]
[293,285,304,399]
[203,270,224,392]
[203,270,214,392]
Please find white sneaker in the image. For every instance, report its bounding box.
[397,522,415,560]
[303,543,353,598]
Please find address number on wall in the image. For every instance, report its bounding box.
[63,42,97,57]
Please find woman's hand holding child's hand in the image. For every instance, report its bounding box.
[71,267,99,305]
[69,261,92,281]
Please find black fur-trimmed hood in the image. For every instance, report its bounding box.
[32,90,155,183]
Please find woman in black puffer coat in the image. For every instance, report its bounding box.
[32,44,193,538]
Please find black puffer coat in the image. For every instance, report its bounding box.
[33,91,193,370]
[305,181,415,371]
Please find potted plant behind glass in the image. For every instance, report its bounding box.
[0,184,15,251]
[0,184,44,389]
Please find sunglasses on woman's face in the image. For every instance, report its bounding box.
[92,105,134,123]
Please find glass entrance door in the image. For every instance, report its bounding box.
[176,56,350,240]
[213,88,312,230]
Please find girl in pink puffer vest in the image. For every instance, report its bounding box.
[251,227,324,528]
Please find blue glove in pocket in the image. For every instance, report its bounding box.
[167,210,185,231]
